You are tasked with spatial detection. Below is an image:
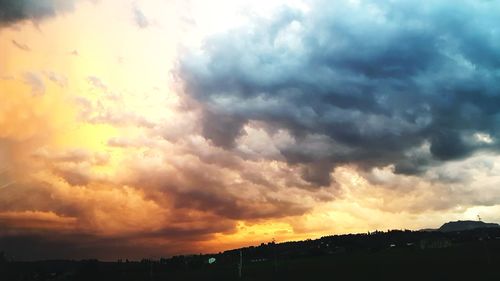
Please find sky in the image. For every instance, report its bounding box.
[1,0,500,260]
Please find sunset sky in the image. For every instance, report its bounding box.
[2,0,500,260]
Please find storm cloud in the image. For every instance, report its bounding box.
[0,0,76,26]
[178,0,500,186]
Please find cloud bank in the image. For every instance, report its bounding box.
[0,0,77,26]
[178,0,500,186]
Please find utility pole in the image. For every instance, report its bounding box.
[238,250,243,278]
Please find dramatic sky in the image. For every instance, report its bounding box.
[2,0,500,260]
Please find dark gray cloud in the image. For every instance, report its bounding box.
[178,0,500,186]
[128,156,311,221]
[0,0,76,26]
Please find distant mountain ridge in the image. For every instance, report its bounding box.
[438,220,500,232]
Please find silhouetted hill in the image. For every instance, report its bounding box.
[438,220,499,232]
[3,224,500,280]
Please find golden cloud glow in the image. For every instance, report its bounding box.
[2,0,500,260]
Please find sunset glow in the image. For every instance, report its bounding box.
[2,0,500,260]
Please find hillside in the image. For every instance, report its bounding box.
[438,220,500,232]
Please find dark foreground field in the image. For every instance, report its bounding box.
[2,228,500,281]
[162,243,500,281]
